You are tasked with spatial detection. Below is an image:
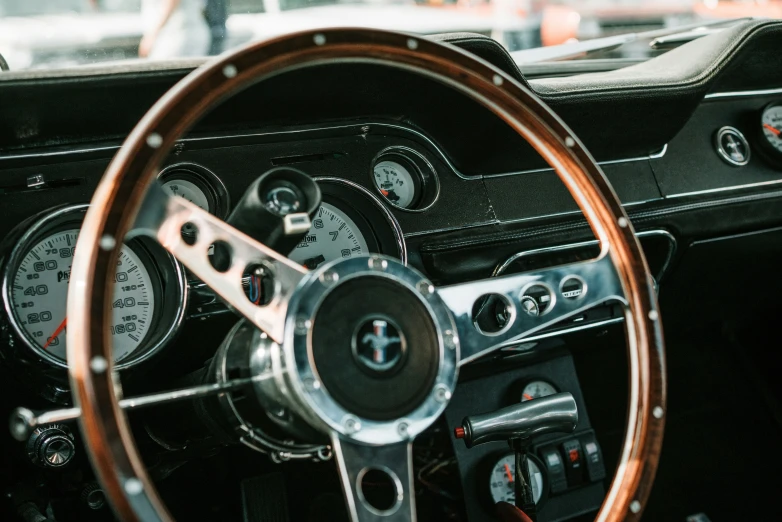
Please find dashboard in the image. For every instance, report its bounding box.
[0,19,781,522]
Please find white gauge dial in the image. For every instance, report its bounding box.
[162,178,211,211]
[522,380,558,402]
[10,229,155,364]
[761,104,782,153]
[373,160,417,209]
[289,203,369,270]
[489,454,543,505]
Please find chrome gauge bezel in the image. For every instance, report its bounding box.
[0,204,187,371]
[158,162,231,219]
[370,146,440,212]
[713,126,750,167]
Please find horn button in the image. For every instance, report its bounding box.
[311,277,440,421]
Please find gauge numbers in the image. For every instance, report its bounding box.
[10,229,155,364]
[761,104,782,154]
[522,380,557,402]
[289,203,369,270]
[162,178,211,211]
[489,454,543,505]
[373,160,417,209]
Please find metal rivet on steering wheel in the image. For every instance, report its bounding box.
[67,28,666,522]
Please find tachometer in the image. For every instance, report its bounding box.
[289,202,369,269]
[10,229,155,364]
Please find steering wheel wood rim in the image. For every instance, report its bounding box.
[67,28,666,522]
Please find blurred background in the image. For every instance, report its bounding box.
[0,0,780,71]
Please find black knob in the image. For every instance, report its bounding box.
[26,424,75,468]
[81,482,106,510]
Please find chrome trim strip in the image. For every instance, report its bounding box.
[493,229,677,283]
[666,178,782,199]
[498,317,625,349]
[705,87,782,100]
[0,121,667,180]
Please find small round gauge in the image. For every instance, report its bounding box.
[522,380,557,402]
[162,178,211,210]
[489,454,544,505]
[288,202,370,269]
[370,148,439,212]
[373,160,418,209]
[760,103,782,155]
[158,163,230,217]
[9,229,155,364]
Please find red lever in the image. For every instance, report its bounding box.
[454,426,465,439]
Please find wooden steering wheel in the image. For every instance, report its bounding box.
[66,29,666,522]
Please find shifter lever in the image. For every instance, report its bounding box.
[454,393,578,521]
[453,393,578,448]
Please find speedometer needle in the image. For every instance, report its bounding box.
[764,123,781,136]
[504,463,514,483]
[43,317,67,349]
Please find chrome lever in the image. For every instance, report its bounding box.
[454,392,578,448]
[9,377,254,441]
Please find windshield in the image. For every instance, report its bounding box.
[0,0,777,71]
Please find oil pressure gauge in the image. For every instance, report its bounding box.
[158,163,230,218]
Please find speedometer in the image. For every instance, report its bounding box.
[289,202,369,269]
[9,229,155,364]
[1,205,187,371]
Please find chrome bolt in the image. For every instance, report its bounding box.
[433,384,452,403]
[294,317,312,335]
[653,406,664,419]
[630,500,641,514]
[320,271,339,285]
[90,356,108,374]
[397,422,409,438]
[343,416,361,434]
[99,235,116,251]
[368,257,388,271]
[303,378,321,391]
[222,64,237,78]
[417,281,434,295]
[443,330,456,350]
[124,478,143,496]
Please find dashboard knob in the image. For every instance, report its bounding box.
[26,424,75,468]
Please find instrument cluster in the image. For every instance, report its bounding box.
[0,148,425,390]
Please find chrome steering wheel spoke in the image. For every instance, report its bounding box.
[331,434,416,522]
[130,181,307,343]
[437,252,626,365]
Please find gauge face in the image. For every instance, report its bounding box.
[761,104,782,154]
[162,178,212,211]
[373,160,417,209]
[489,454,543,505]
[289,203,369,270]
[522,380,557,402]
[9,229,155,364]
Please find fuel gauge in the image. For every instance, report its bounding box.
[371,147,439,211]
[373,160,417,208]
